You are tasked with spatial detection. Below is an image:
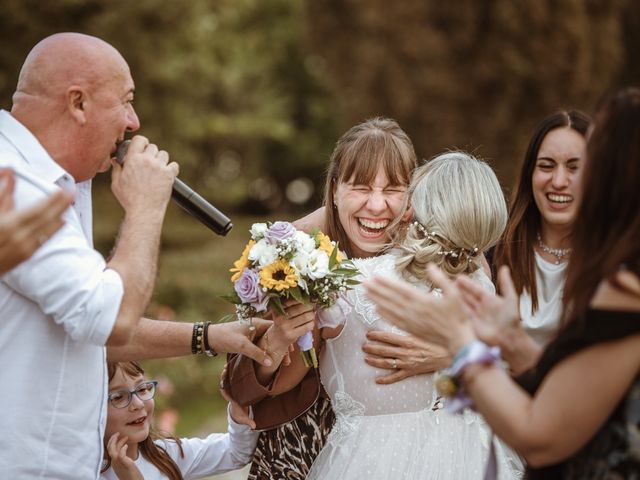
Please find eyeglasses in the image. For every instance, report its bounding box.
[108,381,158,409]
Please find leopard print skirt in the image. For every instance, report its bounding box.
[248,396,335,480]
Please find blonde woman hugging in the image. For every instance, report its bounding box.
[255,152,524,479]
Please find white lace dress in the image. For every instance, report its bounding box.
[307,254,523,480]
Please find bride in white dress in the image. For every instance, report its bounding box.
[306,152,523,479]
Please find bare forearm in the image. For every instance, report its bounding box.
[255,333,285,386]
[463,365,538,454]
[107,317,191,361]
[106,210,165,345]
[463,336,640,467]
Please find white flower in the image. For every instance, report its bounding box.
[250,223,268,240]
[291,250,311,276]
[306,249,330,279]
[297,276,309,293]
[248,239,278,267]
[294,230,316,253]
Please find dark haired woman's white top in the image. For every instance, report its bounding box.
[520,252,568,346]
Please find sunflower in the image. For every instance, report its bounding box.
[259,259,298,291]
[316,232,345,263]
[230,240,256,282]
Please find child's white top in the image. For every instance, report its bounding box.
[100,408,258,480]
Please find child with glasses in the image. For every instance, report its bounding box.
[101,362,258,480]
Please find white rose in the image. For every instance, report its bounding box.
[306,249,330,280]
[294,230,316,253]
[250,223,268,240]
[291,250,311,276]
[248,239,278,267]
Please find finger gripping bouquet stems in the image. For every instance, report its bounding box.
[225,221,360,367]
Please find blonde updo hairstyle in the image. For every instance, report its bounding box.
[395,151,507,282]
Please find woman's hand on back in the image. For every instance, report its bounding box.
[363,331,450,384]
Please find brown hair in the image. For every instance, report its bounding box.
[323,117,418,258]
[493,110,592,312]
[102,362,184,480]
[563,88,640,322]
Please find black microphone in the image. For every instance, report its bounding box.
[115,140,233,236]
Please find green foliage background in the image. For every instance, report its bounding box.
[2,0,640,462]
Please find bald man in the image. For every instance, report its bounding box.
[0,33,269,479]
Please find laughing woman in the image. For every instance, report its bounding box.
[224,118,449,480]
[489,111,591,374]
[250,151,523,479]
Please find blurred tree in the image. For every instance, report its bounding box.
[305,0,634,187]
[0,0,338,210]
[2,0,639,203]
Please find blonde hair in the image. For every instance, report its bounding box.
[395,151,507,282]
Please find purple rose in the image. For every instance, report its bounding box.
[264,221,296,244]
[234,269,269,312]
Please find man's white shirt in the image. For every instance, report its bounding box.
[0,110,124,479]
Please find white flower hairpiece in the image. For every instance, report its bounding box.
[411,221,479,259]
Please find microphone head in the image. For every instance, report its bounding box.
[115,140,131,165]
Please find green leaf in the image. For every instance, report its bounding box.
[289,286,310,304]
[328,242,339,268]
[220,292,241,304]
[270,296,285,316]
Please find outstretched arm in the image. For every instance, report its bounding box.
[107,317,273,366]
[366,265,640,466]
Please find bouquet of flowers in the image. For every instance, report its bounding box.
[225,221,360,367]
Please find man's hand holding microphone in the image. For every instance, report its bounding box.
[106,135,179,345]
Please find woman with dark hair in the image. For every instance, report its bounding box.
[225,117,448,480]
[489,110,591,374]
[367,87,640,479]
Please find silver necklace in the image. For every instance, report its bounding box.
[537,233,571,264]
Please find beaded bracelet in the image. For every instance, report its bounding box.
[191,322,205,355]
[202,321,218,357]
[434,340,502,414]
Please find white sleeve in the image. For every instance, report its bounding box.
[1,168,123,345]
[316,295,352,329]
[170,406,259,479]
